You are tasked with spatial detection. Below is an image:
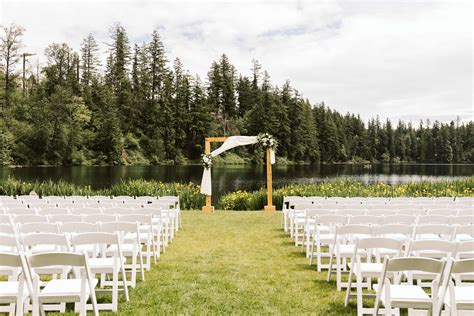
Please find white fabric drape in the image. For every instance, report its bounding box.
[200,136,275,195]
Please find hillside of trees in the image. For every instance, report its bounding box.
[0,23,473,166]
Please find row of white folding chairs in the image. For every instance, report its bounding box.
[326,237,474,315]
[289,210,473,243]
[283,195,473,204]
[0,195,181,226]
[1,216,160,269]
[303,220,473,270]
[1,203,180,239]
[282,198,473,232]
[1,210,171,256]
[1,251,101,316]
[0,220,157,314]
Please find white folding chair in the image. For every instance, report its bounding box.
[70,232,129,312]
[119,214,157,269]
[309,214,348,271]
[344,237,404,315]
[100,221,145,288]
[0,252,31,316]
[404,239,457,288]
[442,258,474,315]
[373,257,447,316]
[27,252,99,316]
[327,224,373,291]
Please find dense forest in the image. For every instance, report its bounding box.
[0,23,473,166]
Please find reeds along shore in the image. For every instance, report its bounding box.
[0,177,472,211]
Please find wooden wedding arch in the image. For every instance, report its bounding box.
[201,136,276,214]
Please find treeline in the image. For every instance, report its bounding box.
[0,23,472,166]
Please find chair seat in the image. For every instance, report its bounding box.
[39,278,98,303]
[445,285,474,309]
[125,232,151,242]
[0,281,28,302]
[374,284,432,309]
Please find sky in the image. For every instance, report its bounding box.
[1,0,472,123]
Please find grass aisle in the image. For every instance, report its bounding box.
[118,211,356,315]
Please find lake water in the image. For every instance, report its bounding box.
[0,164,472,199]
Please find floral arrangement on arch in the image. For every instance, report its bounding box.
[257,133,277,150]
[201,154,213,169]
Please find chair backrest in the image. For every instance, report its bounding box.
[382,214,417,224]
[356,237,404,252]
[0,223,15,235]
[349,215,382,225]
[451,216,474,226]
[337,209,366,216]
[49,214,83,223]
[22,232,70,251]
[335,225,374,244]
[414,224,455,239]
[102,207,133,215]
[82,214,117,223]
[385,256,446,274]
[418,215,452,225]
[315,214,348,226]
[456,241,474,259]
[12,214,48,224]
[0,234,20,251]
[36,206,68,216]
[451,258,474,274]
[427,208,457,216]
[68,206,102,215]
[118,214,152,225]
[60,222,98,234]
[100,221,139,234]
[0,252,23,268]
[375,224,413,236]
[406,239,457,258]
[396,208,426,216]
[71,232,119,247]
[20,222,59,234]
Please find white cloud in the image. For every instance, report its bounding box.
[1,0,472,123]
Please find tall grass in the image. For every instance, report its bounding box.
[1,177,472,211]
[219,177,474,210]
[0,177,204,210]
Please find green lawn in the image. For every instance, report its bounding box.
[112,211,357,315]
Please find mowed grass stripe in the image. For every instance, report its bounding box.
[114,211,355,315]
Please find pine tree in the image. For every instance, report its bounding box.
[80,33,100,87]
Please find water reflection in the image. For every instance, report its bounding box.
[0,164,472,199]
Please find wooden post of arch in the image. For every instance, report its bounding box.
[201,136,276,213]
[202,137,228,213]
[263,146,276,213]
